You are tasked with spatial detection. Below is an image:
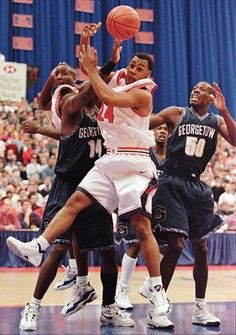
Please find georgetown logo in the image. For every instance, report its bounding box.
[153,205,166,222]
[117,222,128,236]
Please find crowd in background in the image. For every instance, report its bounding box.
[0,97,236,232]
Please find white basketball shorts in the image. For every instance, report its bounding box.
[78,152,157,218]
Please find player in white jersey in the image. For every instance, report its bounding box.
[6,39,171,328]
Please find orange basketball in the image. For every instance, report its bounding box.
[106,5,141,40]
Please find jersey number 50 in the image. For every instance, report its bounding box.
[185,136,206,158]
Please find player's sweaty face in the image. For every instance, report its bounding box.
[54,66,76,87]
[126,57,150,84]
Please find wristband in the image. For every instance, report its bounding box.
[100,60,116,75]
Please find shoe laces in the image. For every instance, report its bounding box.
[21,303,40,318]
[105,304,126,319]
[194,304,210,315]
[69,284,89,303]
[118,286,130,296]
[61,265,77,279]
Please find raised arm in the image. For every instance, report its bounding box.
[149,106,183,130]
[39,66,58,110]
[79,22,122,83]
[211,83,236,146]
[78,22,101,75]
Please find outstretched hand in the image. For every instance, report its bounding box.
[210,82,226,112]
[79,45,98,73]
[23,120,39,134]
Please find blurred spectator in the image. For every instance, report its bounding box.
[0,197,21,230]
[28,192,44,218]
[41,154,56,180]
[218,183,236,211]
[4,149,18,174]
[19,138,35,165]
[18,198,41,230]
[26,154,42,179]
[5,187,19,209]
[224,211,236,231]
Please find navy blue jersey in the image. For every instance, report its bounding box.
[54,109,105,181]
[149,146,165,178]
[165,107,219,176]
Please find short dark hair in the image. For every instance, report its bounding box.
[131,53,153,71]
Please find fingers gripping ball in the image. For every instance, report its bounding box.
[106,5,141,40]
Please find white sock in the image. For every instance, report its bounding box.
[31,297,41,306]
[119,253,138,288]
[195,298,206,306]
[37,236,50,250]
[76,273,90,286]
[150,276,163,290]
[69,258,77,271]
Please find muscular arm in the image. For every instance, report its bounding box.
[149,106,183,130]
[39,75,54,110]
[217,110,236,146]
[86,67,152,112]
[62,82,96,117]
[23,120,60,140]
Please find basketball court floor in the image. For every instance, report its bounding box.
[0,265,235,335]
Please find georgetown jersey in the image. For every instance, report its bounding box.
[165,107,219,176]
[54,109,104,181]
[97,69,157,149]
[149,147,165,177]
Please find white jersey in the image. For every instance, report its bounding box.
[97,69,157,150]
[51,84,78,130]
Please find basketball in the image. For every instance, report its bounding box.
[106,5,141,40]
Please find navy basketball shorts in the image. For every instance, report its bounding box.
[152,174,223,240]
[40,176,79,245]
[73,203,115,251]
[115,216,169,249]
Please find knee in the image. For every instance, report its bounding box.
[130,214,152,241]
[65,191,91,213]
[168,237,185,256]
[50,244,68,263]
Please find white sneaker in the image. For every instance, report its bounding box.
[192,304,221,327]
[54,266,77,291]
[6,237,44,267]
[61,283,98,316]
[147,311,174,329]
[100,303,135,327]
[116,285,133,309]
[139,277,152,299]
[149,287,172,316]
[19,303,40,331]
